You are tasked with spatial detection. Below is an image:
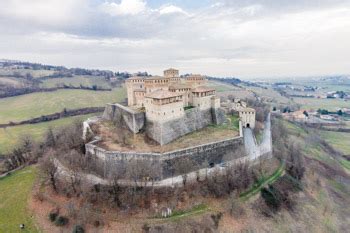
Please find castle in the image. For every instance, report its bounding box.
[103,68,226,145]
[126,68,220,122]
[83,68,262,181]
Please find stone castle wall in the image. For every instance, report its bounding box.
[102,103,145,133]
[102,103,227,145]
[146,107,227,145]
[85,135,244,180]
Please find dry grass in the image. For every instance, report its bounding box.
[95,120,239,153]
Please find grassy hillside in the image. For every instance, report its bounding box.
[207,81,240,92]
[217,119,350,232]
[0,166,39,232]
[319,130,350,155]
[0,88,125,124]
[0,77,22,86]
[40,75,111,88]
[247,86,291,104]
[0,68,56,78]
[0,113,98,155]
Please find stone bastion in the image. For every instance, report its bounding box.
[85,134,245,180]
[83,103,246,181]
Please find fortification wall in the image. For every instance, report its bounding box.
[102,103,145,133]
[146,107,227,145]
[85,136,244,180]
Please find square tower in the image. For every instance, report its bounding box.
[164,68,179,78]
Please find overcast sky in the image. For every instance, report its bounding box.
[1,0,350,78]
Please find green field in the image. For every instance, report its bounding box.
[0,69,55,78]
[295,80,350,92]
[0,166,39,232]
[319,130,350,155]
[0,77,22,86]
[0,88,125,124]
[293,97,350,111]
[0,113,98,155]
[40,75,111,88]
[247,86,291,104]
[207,81,239,92]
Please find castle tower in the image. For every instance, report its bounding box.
[125,76,145,106]
[144,76,170,94]
[144,90,185,123]
[164,68,179,78]
[191,86,216,110]
[185,74,207,88]
[239,107,256,128]
[164,68,181,84]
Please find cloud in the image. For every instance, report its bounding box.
[159,5,189,15]
[100,0,147,16]
[0,0,86,26]
[0,0,350,78]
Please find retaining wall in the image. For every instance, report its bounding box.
[85,135,244,180]
[102,103,145,133]
[146,107,227,145]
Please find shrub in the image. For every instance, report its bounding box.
[210,212,223,229]
[55,216,69,226]
[261,185,282,211]
[72,225,85,233]
[93,220,100,228]
[49,208,59,222]
[49,212,58,222]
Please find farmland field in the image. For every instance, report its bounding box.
[295,80,350,92]
[0,88,126,124]
[40,75,111,88]
[0,166,39,232]
[0,68,55,78]
[0,113,99,155]
[293,97,350,111]
[0,77,22,86]
[247,86,291,104]
[319,130,350,155]
[207,81,240,92]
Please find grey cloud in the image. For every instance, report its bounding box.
[0,0,350,78]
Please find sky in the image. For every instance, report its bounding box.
[0,0,350,78]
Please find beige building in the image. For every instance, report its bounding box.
[164,68,179,78]
[224,98,255,128]
[168,83,192,106]
[144,90,185,122]
[185,74,207,88]
[191,86,216,110]
[126,69,220,122]
[239,107,256,128]
[111,68,228,145]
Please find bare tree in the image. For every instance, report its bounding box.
[108,170,124,207]
[286,142,305,180]
[173,157,195,187]
[40,150,59,192]
[44,127,56,148]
